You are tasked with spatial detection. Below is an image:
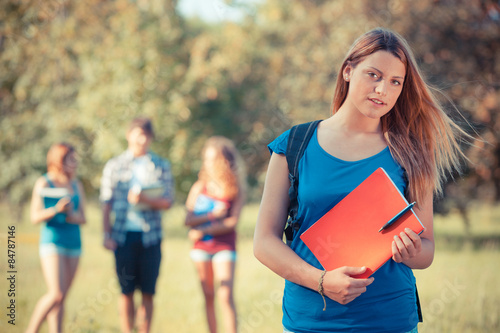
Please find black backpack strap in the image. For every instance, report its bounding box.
[284,120,322,245]
[416,285,423,322]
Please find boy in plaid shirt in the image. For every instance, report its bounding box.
[100,117,174,333]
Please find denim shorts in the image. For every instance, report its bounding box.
[39,243,81,258]
[283,326,418,333]
[190,249,237,262]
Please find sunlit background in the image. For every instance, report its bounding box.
[1,0,499,332]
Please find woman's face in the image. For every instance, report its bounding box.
[343,50,406,120]
[63,151,78,178]
[203,146,219,171]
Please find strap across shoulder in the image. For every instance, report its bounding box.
[43,174,55,188]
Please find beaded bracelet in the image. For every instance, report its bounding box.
[318,270,327,311]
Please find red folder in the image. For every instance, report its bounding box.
[300,167,425,278]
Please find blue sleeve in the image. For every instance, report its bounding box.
[155,156,175,203]
[267,129,291,156]
[161,159,175,203]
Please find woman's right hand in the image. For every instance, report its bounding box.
[322,266,374,305]
[55,196,72,214]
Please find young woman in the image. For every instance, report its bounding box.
[185,136,246,333]
[254,28,467,333]
[26,143,87,333]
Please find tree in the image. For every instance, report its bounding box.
[377,0,500,230]
[1,0,499,224]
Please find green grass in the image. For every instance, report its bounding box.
[0,202,499,332]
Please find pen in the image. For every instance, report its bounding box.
[378,202,416,232]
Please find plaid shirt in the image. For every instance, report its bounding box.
[100,150,174,247]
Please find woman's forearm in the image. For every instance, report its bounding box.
[254,233,320,291]
[185,212,212,228]
[199,217,238,236]
[31,207,58,225]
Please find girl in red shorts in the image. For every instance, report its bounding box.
[185,136,246,333]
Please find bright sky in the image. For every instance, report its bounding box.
[176,0,264,23]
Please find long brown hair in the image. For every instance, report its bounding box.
[47,142,75,178]
[332,28,467,205]
[198,136,246,201]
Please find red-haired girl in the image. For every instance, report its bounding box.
[27,143,86,333]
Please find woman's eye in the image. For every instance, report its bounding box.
[392,80,401,86]
[368,72,378,78]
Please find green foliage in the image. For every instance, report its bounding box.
[1,0,499,216]
[382,0,500,207]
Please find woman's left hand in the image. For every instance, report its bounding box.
[391,228,422,263]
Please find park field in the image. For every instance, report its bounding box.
[1,202,499,333]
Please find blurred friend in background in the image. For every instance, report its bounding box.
[100,117,174,333]
[185,136,246,333]
[26,142,86,333]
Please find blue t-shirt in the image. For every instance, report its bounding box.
[40,175,81,250]
[268,127,419,333]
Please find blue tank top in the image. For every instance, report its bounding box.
[39,175,81,249]
[268,128,419,333]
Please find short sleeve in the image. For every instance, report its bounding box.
[267,129,291,156]
[159,158,175,203]
[100,159,115,203]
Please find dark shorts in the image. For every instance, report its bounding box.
[114,232,161,295]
